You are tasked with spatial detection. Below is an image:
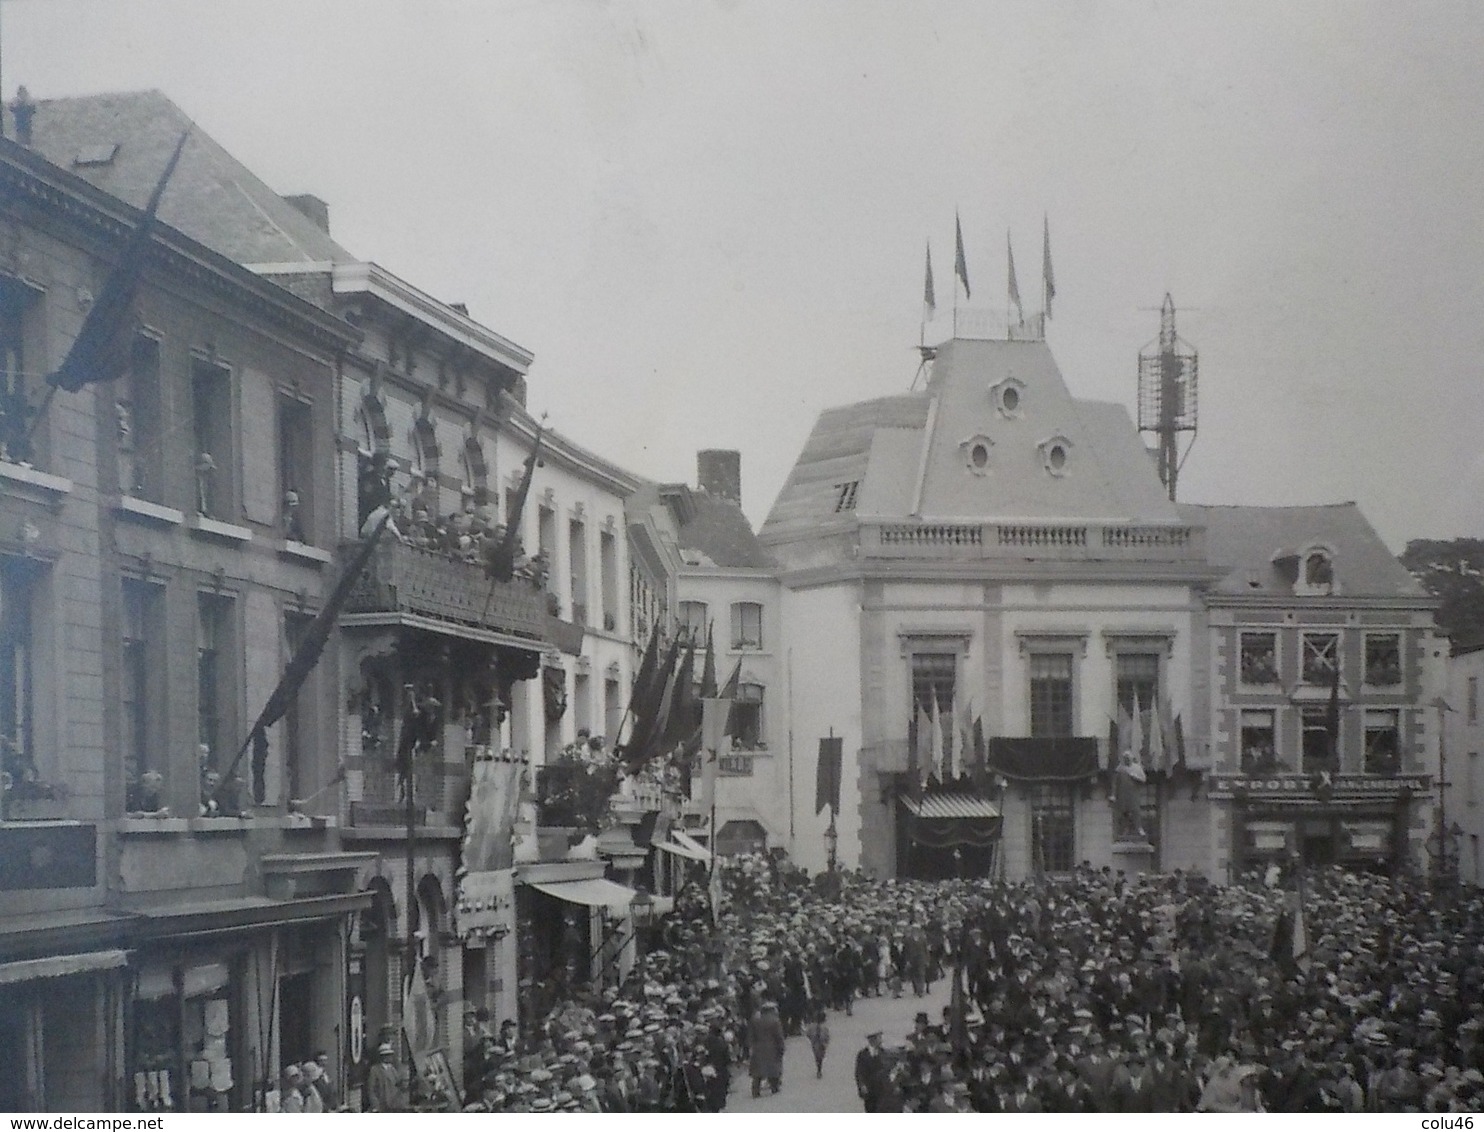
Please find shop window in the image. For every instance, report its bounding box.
[732,683,765,750]
[119,334,163,500]
[277,394,314,543]
[122,578,166,812]
[1239,632,1279,685]
[191,358,233,519]
[731,601,763,650]
[0,560,36,800]
[1031,783,1076,873]
[1301,632,1339,685]
[1363,709,1400,777]
[1364,634,1402,686]
[1240,709,1279,774]
[678,600,708,641]
[1029,652,1074,737]
[1301,708,1335,774]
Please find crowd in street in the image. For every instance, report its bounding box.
[446,855,1483,1113]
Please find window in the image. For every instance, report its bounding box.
[1363,710,1399,776]
[197,593,236,793]
[604,675,620,743]
[537,505,557,570]
[568,518,588,626]
[731,602,763,650]
[910,651,956,772]
[119,335,163,500]
[277,394,314,543]
[1239,632,1279,685]
[1301,708,1336,773]
[0,560,36,797]
[0,276,41,467]
[122,579,164,811]
[1301,632,1339,685]
[599,530,619,632]
[1031,784,1076,873]
[1029,652,1075,737]
[573,672,592,736]
[1038,435,1073,477]
[1364,634,1401,686]
[191,358,233,519]
[732,683,764,749]
[678,601,709,641]
[1469,677,1479,725]
[1466,751,1477,807]
[1240,710,1278,774]
[960,435,994,475]
[1115,653,1160,716]
[834,481,859,512]
[1301,549,1334,595]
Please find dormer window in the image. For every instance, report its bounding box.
[989,376,1027,419]
[834,481,859,512]
[1038,435,1073,478]
[959,434,994,477]
[1294,544,1337,596]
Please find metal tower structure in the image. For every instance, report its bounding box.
[1137,294,1199,501]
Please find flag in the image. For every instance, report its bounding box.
[214,511,391,799]
[485,418,545,584]
[619,622,664,747]
[402,956,438,1057]
[1042,214,1055,319]
[622,635,682,772]
[50,131,191,393]
[1007,231,1023,324]
[1147,696,1166,773]
[1108,714,1121,773]
[923,241,937,320]
[1130,691,1146,766]
[1325,658,1342,766]
[954,212,971,299]
[1172,713,1187,768]
[913,704,934,791]
[815,735,843,816]
[930,695,945,784]
[659,639,698,753]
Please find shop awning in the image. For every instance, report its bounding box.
[901,793,1001,820]
[528,877,638,915]
[0,948,128,987]
[132,892,372,941]
[654,840,709,863]
[672,830,713,862]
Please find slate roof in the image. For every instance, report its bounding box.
[1178,502,1428,599]
[761,337,1177,545]
[632,483,775,570]
[15,90,354,266]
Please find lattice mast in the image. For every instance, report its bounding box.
[1137,294,1198,501]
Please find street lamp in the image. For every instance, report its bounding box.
[629,889,655,929]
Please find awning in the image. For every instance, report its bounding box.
[902,794,1001,820]
[133,892,372,941]
[0,948,128,987]
[528,877,638,915]
[654,841,709,863]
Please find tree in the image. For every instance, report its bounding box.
[1399,538,1484,645]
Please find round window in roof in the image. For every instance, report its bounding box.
[1038,434,1073,477]
[989,376,1027,420]
[959,434,995,477]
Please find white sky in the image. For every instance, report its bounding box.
[6,0,1483,550]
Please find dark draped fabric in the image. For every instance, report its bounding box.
[906,815,1000,849]
[987,737,1098,782]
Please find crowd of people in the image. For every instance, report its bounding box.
[444,854,1482,1113]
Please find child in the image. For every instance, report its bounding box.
[805,1009,831,1080]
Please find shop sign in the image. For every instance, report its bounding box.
[1209,773,1428,800]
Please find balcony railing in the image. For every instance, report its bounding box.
[349,758,465,828]
[343,539,550,642]
[860,520,1204,563]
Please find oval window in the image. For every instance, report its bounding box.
[970,442,990,470]
[1001,386,1020,413]
[1048,444,1067,471]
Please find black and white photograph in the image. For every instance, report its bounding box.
[1,0,1482,1116]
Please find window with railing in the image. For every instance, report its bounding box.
[733,683,765,749]
[0,276,41,468]
[1029,653,1075,737]
[1301,632,1339,685]
[1239,632,1279,685]
[1240,709,1279,774]
[122,578,165,812]
[197,591,240,812]
[0,559,36,800]
[1364,634,1401,686]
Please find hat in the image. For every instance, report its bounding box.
[304,1062,324,1082]
[376,1043,394,1056]
[867,1030,883,1040]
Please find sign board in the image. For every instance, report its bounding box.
[1207,773,1428,801]
[455,868,515,939]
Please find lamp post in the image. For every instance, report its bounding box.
[629,890,655,958]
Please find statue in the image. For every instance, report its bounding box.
[195,452,217,516]
[283,488,306,542]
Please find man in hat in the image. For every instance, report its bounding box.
[855,1031,890,1111]
[748,999,785,1097]
[366,1042,405,1113]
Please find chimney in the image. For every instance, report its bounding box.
[11,87,36,147]
[697,449,741,504]
[284,193,330,233]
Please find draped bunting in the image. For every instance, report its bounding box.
[986,737,1099,782]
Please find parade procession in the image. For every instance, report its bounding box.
[4,2,1484,1120]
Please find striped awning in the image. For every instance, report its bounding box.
[654,840,709,863]
[901,793,1000,820]
[527,877,638,915]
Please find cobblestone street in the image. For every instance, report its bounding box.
[729,982,953,1113]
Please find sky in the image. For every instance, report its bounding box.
[5,0,1483,551]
